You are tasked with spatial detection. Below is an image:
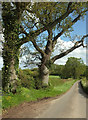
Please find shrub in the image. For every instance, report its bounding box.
[18,69,34,89]
[18,69,39,89]
[81,77,88,94]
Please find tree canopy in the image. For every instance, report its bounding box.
[62,57,86,79]
[21,2,88,66]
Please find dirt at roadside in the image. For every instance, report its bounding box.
[2,96,61,118]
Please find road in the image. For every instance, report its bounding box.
[36,81,87,118]
[3,81,88,118]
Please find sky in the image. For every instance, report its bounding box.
[0,11,87,70]
[54,16,87,65]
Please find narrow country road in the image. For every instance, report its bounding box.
[36,81,87,118]
[3,81,88,118]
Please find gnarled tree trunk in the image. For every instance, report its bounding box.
[39,64,49,87]
[38,29,53,88]
[39,30,53,87]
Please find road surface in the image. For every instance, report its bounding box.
[36,81,87,118]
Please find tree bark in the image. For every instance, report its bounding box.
[39,64,49,87]
[38,30,52,88]
[2,46,19,93]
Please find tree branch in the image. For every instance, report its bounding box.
[18,3,87,49]
[51,34,88,63]
[51,44,82,63]
[20,25,28,36]
[52,10,87,48]
[18,27,46,46]
[46,5,74,30]
[15,3,30,20]
[18,3,75,46]
[31,39,45,57]
[45,30,53,55]
[67,2,72,11]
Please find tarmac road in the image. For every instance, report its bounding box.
[36,81,87,118]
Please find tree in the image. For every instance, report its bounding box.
[21,2,88,87]
[1,2,88,92]
[62,57,85,79]
[49,64,64,76]
[2,2,31,93]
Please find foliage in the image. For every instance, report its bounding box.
[49,64,64,76]
[81,77,86,87]
[86,66,88,80]
[84,66,88,94]
[2,76,77,109]
[2,3,22,93]
[21,2,88,67]
[81,77,88,94]
[62,57,86,79]
[18,69,39,89]
[0,70,2,87]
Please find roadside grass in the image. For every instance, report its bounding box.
[2,76,77,110]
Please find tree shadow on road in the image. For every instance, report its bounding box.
[78,81,88,98]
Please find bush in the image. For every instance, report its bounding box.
[81,77,88,94]
[0,70,2,88]
[18,69,39,89]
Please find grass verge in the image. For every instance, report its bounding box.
[2,76,77,110]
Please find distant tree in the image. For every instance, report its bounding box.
[62,57,85,79]
[50,64,64,76]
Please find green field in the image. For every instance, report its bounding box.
[2,76,77,110]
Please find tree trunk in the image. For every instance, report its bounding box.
[2,3,21,93]
[39,30,52,87]
[2,46,19,93]
[39,64,49,88]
